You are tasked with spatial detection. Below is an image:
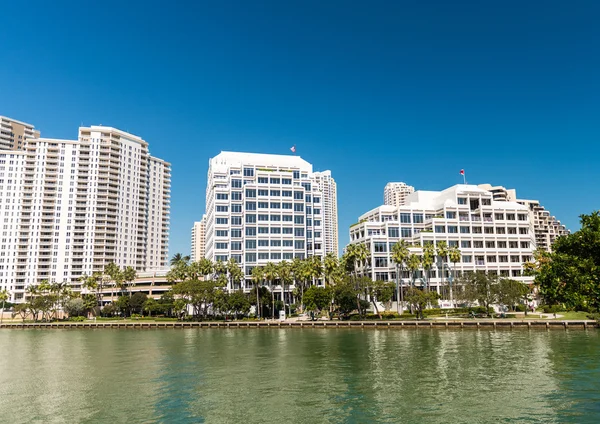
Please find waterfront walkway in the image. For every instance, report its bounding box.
[0,319,596,329]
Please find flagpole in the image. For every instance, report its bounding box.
[463,173,466,184]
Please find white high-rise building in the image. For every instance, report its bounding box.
[384,182,415,207]
[0,116,40,150]
[0,125,171,303]
[349,184,536,301]
[191,215,207,262]
[205,151,338,291]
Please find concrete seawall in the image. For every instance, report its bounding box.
[0,320,596,329]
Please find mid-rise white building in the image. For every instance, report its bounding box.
[349,184,536,298]
[205,151,338,291]
[479,184,569,252]
[0,116,40,150]
[0,125,171,303]
[384,182,415,207]
[191,215,207,262]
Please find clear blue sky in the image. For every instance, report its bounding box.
[1,0,598,257]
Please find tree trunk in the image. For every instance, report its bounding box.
[271,283,275,320]
[372,298,381,319]
[256,284,260,319]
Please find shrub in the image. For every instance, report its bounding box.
[423,308,442,316]
[400,313,417,319]
[515,304,527,312]
[68,316,86,322]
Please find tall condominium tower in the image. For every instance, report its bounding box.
[384,182,415,207]
[0,125,171,303]
[478,184,569,252]
[205,151,338,291]
[0,116,40,150]
[191,215,207,262]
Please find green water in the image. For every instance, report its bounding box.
[0,329,599,423]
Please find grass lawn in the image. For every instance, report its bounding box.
[553,311,593,320]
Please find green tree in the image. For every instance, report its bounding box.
[303,286,331,315]
[115,295,130,316]
[496,279,529,311]
[323,253,339,287]
[123,266,137,297]
[455,271,497,315]
[64,298,86,318]
[228,290,251,319]
[448,246,462,306]
[333,281,359,319]
[436,240,449,292]
[278,260,293,317]
[129,292,148,314]
[170,253,190,266]
[0,289,10,324]
[367,280,395,318]
[407,254,421,286]
[422,243,435,291]
[143,298,160,317]
[405,287,440,320]
[391,240,410,314]
[13,303,29,322]
[264,262,279,319]
[251,266,264,319]
[227,258,244,291]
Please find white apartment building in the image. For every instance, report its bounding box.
[0,125,170,303]
[479,184,569,252]
[0,116,40,150]
[384,182,415,207]
[349,184,536,297]
[191,215,206,262]
[205,151,338,291]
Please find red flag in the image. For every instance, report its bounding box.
[290,145,296,153]
[459,169,464,175]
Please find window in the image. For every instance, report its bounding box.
[496,227,506,234]
[270,202,280,209]
[231,229,242,238]
[314,220,321,226]
[295,228,305,237]
[282,227,293,234]
[462,255,472,263]
[216,193,228,200]
[258,252,269,260]
[232,179,242,188]
[508,227,517,234]
[520,241,529,249]
[305,195,312,202]
[270,178,280,184]
[472,227,482,234]
[461,240,471,248]
[246,240,256,249]
[282,178,292,185]
[232,191,242,200]
[474,241,484,248]
[484,227,494,234]
[400,213,411,223]
[506,213,515,220]
[258,189,269,196]
[270,214,281,221]
[498,241,507,248]
[487,256,497,263]
[231,242,242,251]
[245,202,256,211]
[271,227,281,234]
[509,241,518,249]
[413,214,424,223]
[401,228,412,237]
[495,213,504,220]
[231,216,242,225]
[499,256,508,263]
[389,227,399,238]
[294,216,304,224]
[313,208,321,215]
[294,203,304,212]
[481,198,491,205]
[216,218,228,225]
[270,190,280,196]
[510,255,520,263]
[258,227,269,234]
[258,177,268,184]
[245,189,256,198]
[258,214,269,221]
[283,240,293,247]
[282,190,292,197]
[246,214,256,223]
[216,205,228,212]
[375,257,388,268]
[460,226,470,234]
[258,240,269,247]
[486,241,495,248]
[258,202,269,209]
[518,214,527,221]
[271,253,282,260]
[448,240,458,247]
[244,168,254,177]
[271,240,282,247]
[374,242,387,253]
[282,215,293,222]
[294,240,305,249]
[216,242,228,250]
[446,211,456,219]
[283,253,294,260]
[293,171,300,179]
[457,197,467,205]
[245,253,256,262]
[519,228,528,234]
[216,230,228,237]
[294,191,303,200]
[448,226,458,233]
[282,202,292,209]
[231,204,242,213]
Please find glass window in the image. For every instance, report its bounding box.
[216,242,228,249]
[401,228,412,237]
[460,240,471,248]
[271,240,282,247]
[282,227,293,234]
[270,214,281,221]
[216,230,228,237]
[400,213,411,223]
[282,202,292,209]
[294,191,303,200]
[245,189,256,198]
[413,214,424,223]
[245,253,256,262]
[295,228,305,237]
[245,214,256,223]
[294,216,304,224]
[258,177,269,184]
[231,216,242,225]
[245,202,256,211]
[258,252,269,260]
[231,191,242,200]
[462,255,472,263]
[258,227,269,234]
[282,190,292,197]
[271,253,282,260]
[294,203,304,212]
[270,202,280,209]
[216,205,228,212]
[446,211,456,219]
[270,190,280,196]
[243,168,254,177]
[271,227,281,234]
[374,257,388,268]
[293,171,300,179]
[459,226,470,233]
[258,189,268,196]
[457,197,467,205]
[313,197,320,204]
[245,240,256,249]
[435,226,445,233]
[270,178,280,184]
[282,215,293,222]
[294,240,305,249]
[231,242,242,251]
[216,218,228,225]
[258,240,269,247]
[231,229,242,238]
[389,227,399,238]
[258,214,269,221]
[282,178,292,185]
[232,179,242,188]
[283,240,293,247]
[258,202,269,209]
[374,242,387,252]
[231,204,242,213]
[448,226,458,233]
[216,193,228,200]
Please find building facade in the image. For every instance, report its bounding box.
[384,182,415,207]
[0,116,40,150]
[204,151,338,291]
[478,184,569,252]
[349,185,536,297]
[0,125,170,303]
[191,215,206,262]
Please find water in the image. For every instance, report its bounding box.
[0,329,599,423]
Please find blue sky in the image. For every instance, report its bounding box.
[1,0,599,256]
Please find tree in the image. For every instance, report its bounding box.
[170,253,190,266]
[197,258,214,279]
[228,290,251,319]
[13,303,29,322]
[448,246,462,307]
[323,253,339,287]
[115,296,130,317]
[143,298,160,317]
[422,243,435,291]
[496,279,529,311]
[278,261,293,317]
[529,212,600,311]
[405,287,440,320]
[455,271,497,315]
[129,292,148,314]
[251,266,264,319]
[64,298,86,317]
[264,262,279,319]
[303,286,331,315]
[227,258,244,291]
[407,254,421,286]
[122,266,137,297]
[391,240,410,314]
[105,262,125,296]
[0,289,9,325]
[333,281,359,319]
[436,241,449,292]
[367,280,395,318]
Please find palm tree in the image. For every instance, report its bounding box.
[406,254,421,314]
[448,246,462,307]
[323,252,338,287]
[123,266,137,297]
[250,266,264,319]
[227,258,244,291]
[170,253,190,267]
[436,241,449,296]
[422,243,435,291]
[309,255,323,287]
[264,262,279,319]
[391,240,410,314]
[197,258,214,278]
[0,289,9,325]
[213,260,228,286]
[278,261,293,317]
